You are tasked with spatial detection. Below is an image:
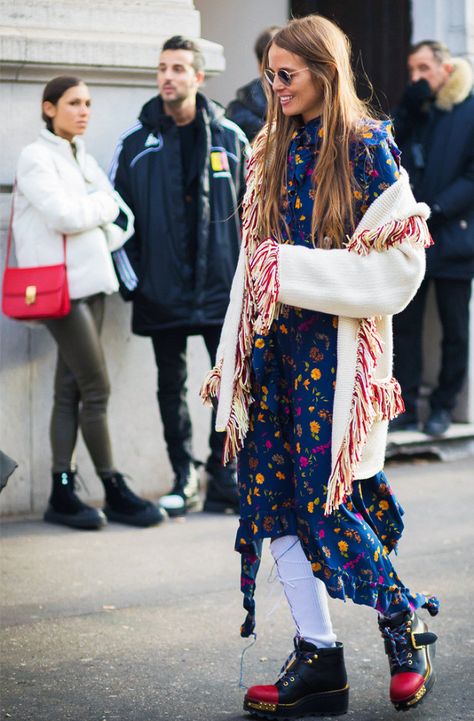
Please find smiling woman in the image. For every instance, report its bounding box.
[201,13,439,719]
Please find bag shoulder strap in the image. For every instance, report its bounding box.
[4,181,67,269]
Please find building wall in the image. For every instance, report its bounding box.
[194,0,289,106]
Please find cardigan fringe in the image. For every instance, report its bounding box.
[345,214,433,255]
[325,214,433,514]
[200,358,223,407]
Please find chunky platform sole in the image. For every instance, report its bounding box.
[44,506,106,530]
[243,686,349,720]
[392,644,436,712]
[104,504,167,527]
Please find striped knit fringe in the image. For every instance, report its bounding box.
[324,214,431,514]
[200,358,223,408]
[220,131,269,464]
[345,215,433,255]
[372,377,405,421]
[324,318,405,516]
[250,238,280,336]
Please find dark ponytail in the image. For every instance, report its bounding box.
[42,76,83,132]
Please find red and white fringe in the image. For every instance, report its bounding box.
[200,358,223,407]
[325,320,405,516]
[345,215,433,255]
[249,237,280,336]
[220,134,268,463]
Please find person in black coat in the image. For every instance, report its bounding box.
[392,41,474,436]
[226,26,280,142]
[111,36,248,516]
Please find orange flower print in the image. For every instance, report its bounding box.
[379,500,389,510]
[310,420,320,434]
[255,338,265,349]
[307,501,314,513]
[311,562,322,572]
[311,368,321,380]
[338,540,348,553]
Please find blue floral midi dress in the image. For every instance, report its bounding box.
[236,118,438,637]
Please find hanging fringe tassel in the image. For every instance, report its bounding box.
[325,327,407,516]
[325,318,382,515]
[218,130,270,464]
[200,358,223,407]
[249,237,280,336]
[345,215,433,256]
[372,377,405,421]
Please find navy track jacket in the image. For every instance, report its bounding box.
[110,92,248,335]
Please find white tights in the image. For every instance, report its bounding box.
[270,535,336,648]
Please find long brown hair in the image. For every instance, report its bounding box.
[258,15,378,248]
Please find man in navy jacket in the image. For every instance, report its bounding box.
[392,41,474,436]
[111,36,248,515]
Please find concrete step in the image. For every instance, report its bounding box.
[386,422,474,462]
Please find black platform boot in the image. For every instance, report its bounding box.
[44,471,106,530]
[378,610,437,711]
[101,472,167,527]
[244,638,349,719]
[159,463,201,517]
[203,465,239,514]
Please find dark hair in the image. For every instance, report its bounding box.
[409,40,450,64]
[42,76,83,132]
[161,35,205,72]
[254,26,281,65]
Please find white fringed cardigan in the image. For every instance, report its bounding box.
[202,157,431,514]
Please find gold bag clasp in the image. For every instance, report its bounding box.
[25,285,37,305]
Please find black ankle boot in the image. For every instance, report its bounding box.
[244,638,349,719]
[204,465,239,514]
[44,471,106,530]
[159,463,201,517]
[378,610,437,711]
[101,472,167,527]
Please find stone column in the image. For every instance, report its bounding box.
[0,1,223,514]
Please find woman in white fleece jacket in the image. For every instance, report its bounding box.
[14,76,165,531]
[201,16,439,717]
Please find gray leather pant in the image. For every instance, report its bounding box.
[44,294,115,474]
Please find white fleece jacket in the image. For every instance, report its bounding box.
[213,168,429,482]
[13,129,134,299]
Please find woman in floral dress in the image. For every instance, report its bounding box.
[202,15,438,719]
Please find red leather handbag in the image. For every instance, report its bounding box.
[2,189,70,320]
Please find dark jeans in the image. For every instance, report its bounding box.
[44,294,115,474]
[151,326,223,473]
[393,277,472,416]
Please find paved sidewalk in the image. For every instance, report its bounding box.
[1,458,473,721]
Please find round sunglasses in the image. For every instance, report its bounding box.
[264,67,309,87]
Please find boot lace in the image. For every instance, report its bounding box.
[380,622,410,669]
[277,637,312,681]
